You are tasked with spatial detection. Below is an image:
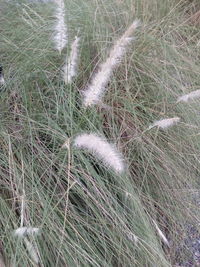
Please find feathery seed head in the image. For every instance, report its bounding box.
[14,227,40,237]
[0,76,5,85]
[83,19,140,107]
[73,133,125,174]
[63,36,80,84]
[53,0,67,53]
[149,117,180,130]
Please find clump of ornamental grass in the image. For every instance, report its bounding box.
[63,36,80,84]
[70,133,125,174]
[53,0,68,53]
[82,20,140,107]
[2,0,200,266]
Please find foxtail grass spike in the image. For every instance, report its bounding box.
[83,20,140,107]
[14,227,40,237]
[53,0,67,53]
[149,117,180,130]
[63,36,80,84]
[72,133,125,173]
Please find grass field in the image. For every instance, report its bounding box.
[1,0,200,266]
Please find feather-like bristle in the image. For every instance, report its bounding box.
[53,0,67,53]
[83,20,140,107]
[177,89,200,103]
[63,36,80,84]
[72,133,125,173]
[149,117,180,130]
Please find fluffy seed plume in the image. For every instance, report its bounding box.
[149,117,180,130]
[24,238,39,264]
[177,89,200,103]
[153,220,170,247]
[73,133,125,173]
[14,227,40,237]
[83,20,140,107]
[53,0,67,53]
[63,36,80,84]
[0,76,5,85]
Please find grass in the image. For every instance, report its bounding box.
[1,0,200,266]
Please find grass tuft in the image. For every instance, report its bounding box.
[1,0,200,266]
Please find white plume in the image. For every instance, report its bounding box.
[53,0,67,53]
[14,227,40,237]
[24,238,39,264]
[83,20,140,107]
[63,36,80,84]
[73,133,125,174]
[149,117,180,130]
[177,89,200,103]
[0,76,5,85]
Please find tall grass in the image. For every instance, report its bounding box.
[1,0,200,266]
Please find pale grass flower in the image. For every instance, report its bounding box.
[0,76,5,85]
[63,36,80,84]
[83,20,140,107]
[73,133,125,173]
[53,0,67,53]
[14,227,40,237]
[149,117,180,130]
[177,89,200,103]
